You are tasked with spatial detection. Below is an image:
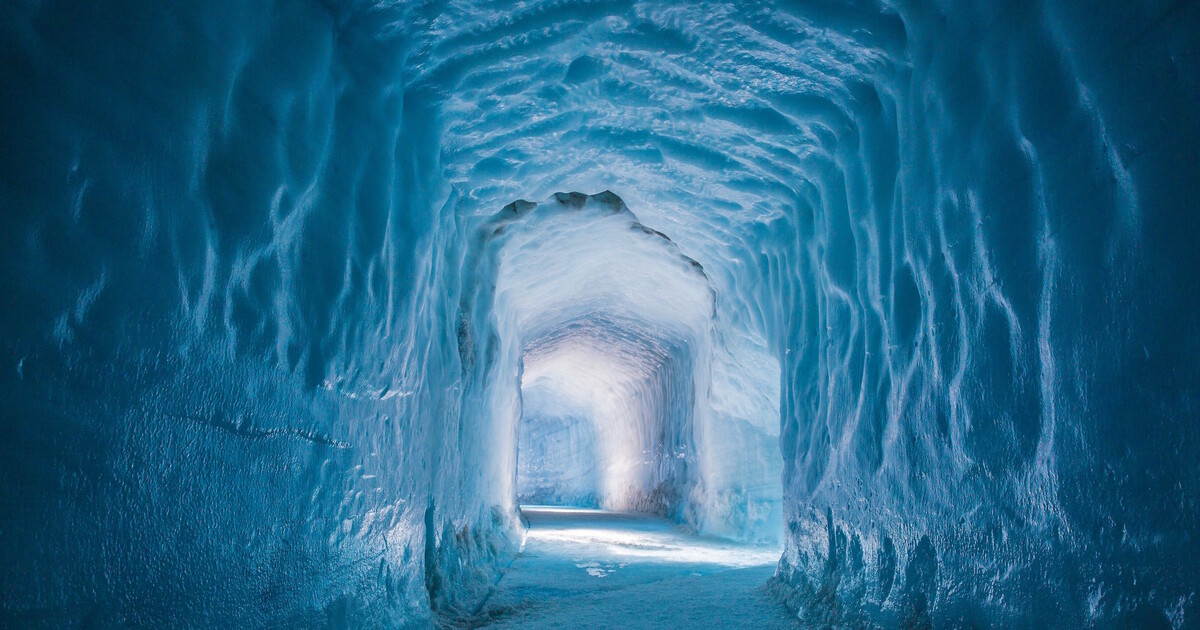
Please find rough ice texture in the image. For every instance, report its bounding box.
[2,0,1199,627]
[1,1,450,625]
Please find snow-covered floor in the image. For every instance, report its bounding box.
[470,506,797,628]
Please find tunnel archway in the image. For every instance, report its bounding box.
[456,191,784,541]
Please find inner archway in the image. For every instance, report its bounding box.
[475,191,783,544]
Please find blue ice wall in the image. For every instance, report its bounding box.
[770,2,1200,626]
[3,0,1200,627]
[0,1,465,625]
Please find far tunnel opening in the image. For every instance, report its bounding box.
[516,409,602,508]
[514,315,698,515]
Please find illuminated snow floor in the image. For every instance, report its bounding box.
[472,506,796,629]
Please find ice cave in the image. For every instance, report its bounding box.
[2,0,1199,627]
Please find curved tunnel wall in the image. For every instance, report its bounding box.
[2,1,448,625]
[2,0,1199,626]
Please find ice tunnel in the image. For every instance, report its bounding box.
[2,0,1199,627]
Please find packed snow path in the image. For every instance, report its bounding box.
[468,507,796,629]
